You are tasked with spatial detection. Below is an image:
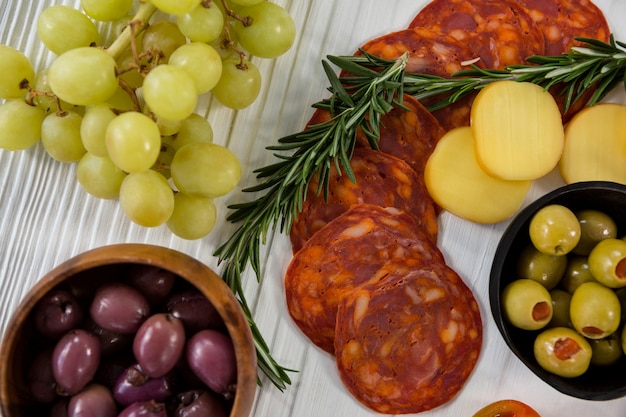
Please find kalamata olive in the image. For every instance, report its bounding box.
[548,289,572,329]
[588,238,626,288]
[175,390,227,417]
[573,209,618,255]
[186,330,237,398]
[113,363,175,407]
[560,256,595,294]
[52,329,101,395]
[93,353,135,390]
[127,265,176,305]
[33,289,84,340]
[529,204,581,256]
[570,281,621,339]
[533,326,592,378]
[67,384,116,417]
[133,313,185,378]
[589,332,623,366]
[27,347,57,403]
[90,282,150,334]
[516,244,566,290]
[85,319,133,356]
[166,289,224,333]
[118,401,168,417]
[502,279,553,331]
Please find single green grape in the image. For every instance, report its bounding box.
[0,99,46,151]
[171,142,241,198]
[166,193,217,240]
[141,21,187,63]
[570,281,621,339]
[212,56,261,109]
[105,112,162,173]
[80,104,116,157]
[501,279,553,331]
[155,116,183,137]
[228,0,263,6]
[32,68,79,114]
[48,47,119,106]
[588,238,626,288]
[143,64,198,121]
[41,110,86,163]
[548,289,572,329]
[176,3,224,43]
[77,153,127,199]
[234,2,296,59]
[81,0,133,22]
[37,5,100,55]
[572,209,617,255]
[560,256,596,294]
[533,327,592,378]
[165,113,213,150]
[516,244,567,290]
[119,170,175,227]
[0,45,35,99]
[169,42,223,94]
[150,0,203,15]
[529,204,581,256]
[589,332,623,366]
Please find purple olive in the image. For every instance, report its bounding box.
[118,401,167,417]
[112,363,174,407]
[89,282,150,334]
[67,384,116,417]
[175,390,227,417]
[127,265,176,305]
[185,330,237,398]
[27,347,57,403]
[133,313,185,378]
[166,290,224,333]
[85,319,133,356]
[52,329,101,395]
[33,289,83,340]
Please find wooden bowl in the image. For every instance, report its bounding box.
[0,243,257,416]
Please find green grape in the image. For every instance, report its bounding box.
[141,21,186,63]
[81,104,116,157]
[37,5,100,55]
[105,86,135,112]
[77,153,127,199]
[176,3,224,43]
[119,170,175,227]
[81,0,133,22]
[0,99,46,150]
[105,111,161,173]
[153,140,177,178]
[212,56,261,109]
[169,42,223,94]
[166,113,213,150]
[208,25,240,59]
[151,0,203,15]
[116,48,145,89]
[234,2,296,58]
[143,64,198,121]
[171,142,241,198]
[529,204,581,256]
[41,110,86,163]
[0,45,35,99]
[32,69,71,114]
[228,0,263,5]
[166,193,217,239]
[48,47,119,106]
[156,116,183,137]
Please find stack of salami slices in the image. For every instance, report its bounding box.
[284,0,610,414]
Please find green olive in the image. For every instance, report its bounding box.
[589,332,623,366]
[548,289,572,329]
[533,326,592,378]
[502,279,552,330]
[616,287,626,323]
[560,256,596,294]
[570,281,621,339]
[529,204,581,256]
[588,238,626,288]
[572,209,618,255]
[516,245,566,290]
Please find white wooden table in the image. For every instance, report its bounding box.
[1,0,626,415]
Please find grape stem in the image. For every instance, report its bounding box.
[217,0,249,67]
[106,2,158,60]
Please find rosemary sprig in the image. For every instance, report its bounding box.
[213,52,409,390]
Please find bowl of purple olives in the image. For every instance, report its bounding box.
[490,181,626,401]
[0,243,257,417]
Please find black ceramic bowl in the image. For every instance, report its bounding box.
[490,181,626,401]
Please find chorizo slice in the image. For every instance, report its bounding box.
[285,205,444,354]
[289,147,437,254]
[334,257,483,414]
[409,0,545,69]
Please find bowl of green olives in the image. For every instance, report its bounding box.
[490,181,626,401]
[0,244,257,417]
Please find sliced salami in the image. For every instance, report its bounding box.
[285,204,444,354]
[289,147,437,254]
[409,0,546,69]
[334,257,482,414]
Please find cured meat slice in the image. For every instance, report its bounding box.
[285,204,444,354]
[334,257,482,414]
[289,147,437,254]
[409,0,545,69]
[356,27,484,130]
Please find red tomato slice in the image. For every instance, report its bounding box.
[472,399,541,417]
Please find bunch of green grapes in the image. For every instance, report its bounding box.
[0,0,296,239]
